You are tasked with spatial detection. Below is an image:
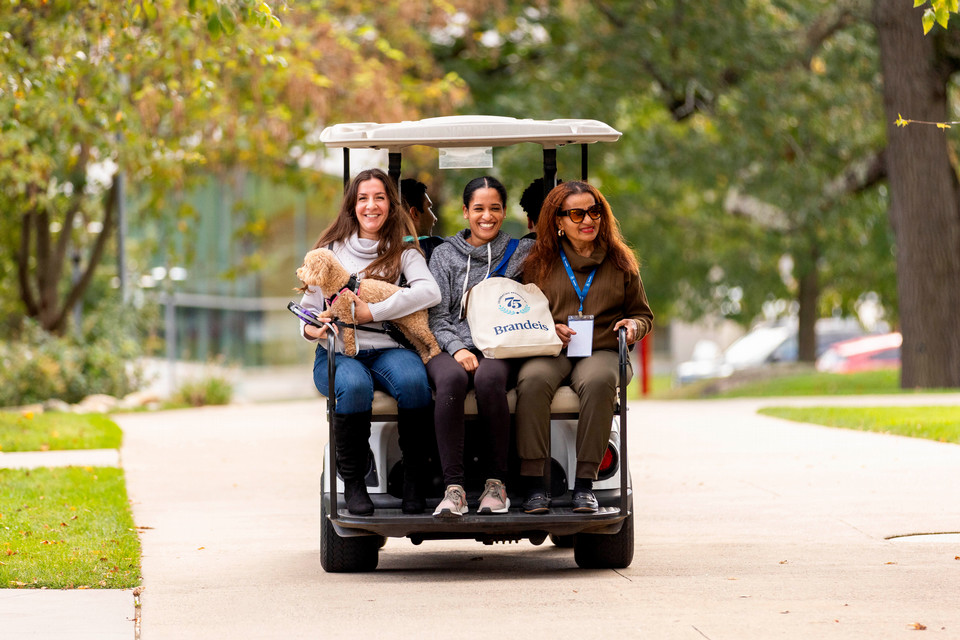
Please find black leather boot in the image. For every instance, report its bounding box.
[397,406,434,514]
[332,411,374,516]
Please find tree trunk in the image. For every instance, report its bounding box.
[797,261,819,363]
[873,0,960,388]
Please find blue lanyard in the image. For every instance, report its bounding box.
[560,251,597,316]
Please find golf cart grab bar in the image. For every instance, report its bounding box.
[618,326,629,516]
[326,331,338,518]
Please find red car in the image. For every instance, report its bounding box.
[816,332,902,374]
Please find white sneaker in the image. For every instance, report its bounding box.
[433,484,468,518]
[477,478,510,514]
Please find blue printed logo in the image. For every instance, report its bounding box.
[497,292,530,315]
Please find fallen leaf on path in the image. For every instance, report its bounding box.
[908,622,927,630]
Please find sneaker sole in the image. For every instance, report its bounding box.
[477,499,511,514]
[433,508,467,518]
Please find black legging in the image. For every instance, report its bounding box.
[426,351,512,487]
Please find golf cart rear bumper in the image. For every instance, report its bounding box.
[325,489,631,540]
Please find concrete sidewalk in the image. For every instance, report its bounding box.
[4,393,960,639]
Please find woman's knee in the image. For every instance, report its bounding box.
[473,361,509,396]
[428,356,469,396]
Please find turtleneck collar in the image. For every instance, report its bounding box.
[560,237,606,269]
[345,233,380,259]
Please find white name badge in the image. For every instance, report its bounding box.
[566,315,594,358]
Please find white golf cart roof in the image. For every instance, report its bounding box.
[319,115,621,150]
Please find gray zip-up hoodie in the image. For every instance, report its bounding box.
[428,230,534,355]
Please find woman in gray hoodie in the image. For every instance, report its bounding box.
[427,176,533,518]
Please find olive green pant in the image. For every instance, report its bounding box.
[515,349,631,480]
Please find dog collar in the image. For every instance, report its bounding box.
[325,273,360,308]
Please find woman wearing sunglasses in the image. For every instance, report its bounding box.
[515,181,653,514]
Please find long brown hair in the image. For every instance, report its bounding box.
[523,181,639,286]
[311,168,417,282]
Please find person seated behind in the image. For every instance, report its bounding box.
[519,176,561,240]
[426,176,534,518]
[400,178,444,262]
[297,168,441,517]
[515,180,653,514]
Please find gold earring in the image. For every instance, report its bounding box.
[557,228,564,237]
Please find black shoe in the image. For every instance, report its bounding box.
[522,490,551,514]
[571,489,598,513]
[401,480,426,515]
[343,479,374,516]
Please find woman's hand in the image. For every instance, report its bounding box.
[453,348,479,372]
[555,323,576,347]
[613,319,639,345]
[349,295,374,324]
[304,320,339,341]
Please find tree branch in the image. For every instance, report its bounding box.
[723,188,792,231]
[725,149,887,231]
[54,175,120,332]
[17,209,38,316]
[823,148,887,200]
[803,5,858,67]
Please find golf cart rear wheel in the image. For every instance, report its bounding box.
[319,477,381,573]
[573,507,634,569]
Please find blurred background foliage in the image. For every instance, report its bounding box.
[1,0,957,404]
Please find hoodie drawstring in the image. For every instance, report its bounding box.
[459,242,493,320]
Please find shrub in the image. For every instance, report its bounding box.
[0,301,148,407]
[168,375,234,407]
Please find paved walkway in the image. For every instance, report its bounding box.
[3,393,960,639]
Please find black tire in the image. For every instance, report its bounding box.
[319,483,381,573]
[549,534,575,548]
[573,509,634,569]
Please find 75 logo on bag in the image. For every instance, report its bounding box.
[497,292,530,315]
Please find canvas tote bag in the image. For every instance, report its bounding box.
[464,240,563,358]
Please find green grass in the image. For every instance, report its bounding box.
[648,368,952,399]
[0,467,142,588]
[0,411,122,453]
[708,369,903,397]
[759,405,960,444]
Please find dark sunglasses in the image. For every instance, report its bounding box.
[558,203,603,223]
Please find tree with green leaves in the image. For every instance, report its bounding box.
[434,1,894,364]
[0,0,474,335]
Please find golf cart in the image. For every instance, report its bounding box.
[316,116,633,572]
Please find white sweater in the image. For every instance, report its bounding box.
[298,234,441,352]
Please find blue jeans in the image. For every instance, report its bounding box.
[313,345,432,415]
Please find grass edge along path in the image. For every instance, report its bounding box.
[0,411,122,453]
[759,405,960,445]
[0,466,142,589]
